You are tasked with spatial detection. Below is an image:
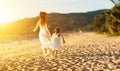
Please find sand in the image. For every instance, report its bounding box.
[0,32,120,71]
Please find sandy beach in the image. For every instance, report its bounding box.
[0,32,120,71]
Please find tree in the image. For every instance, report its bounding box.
[94,5,120,35]
[110,0,120,6]
[94,12,106,32]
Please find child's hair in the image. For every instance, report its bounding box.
[54,27,60,33]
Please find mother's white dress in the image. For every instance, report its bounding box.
[38,21,50,48]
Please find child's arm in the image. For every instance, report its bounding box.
[61,34,65,43]
[33,21,39,32]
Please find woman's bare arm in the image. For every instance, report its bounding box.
[33,21,39,32]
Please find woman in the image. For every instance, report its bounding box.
[33,11,51,57]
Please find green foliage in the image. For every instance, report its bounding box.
[94,6,120,36]
[94,13,106,32]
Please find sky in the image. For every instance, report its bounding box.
[0,0,114,23]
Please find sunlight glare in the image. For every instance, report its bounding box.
[0,11,11,24]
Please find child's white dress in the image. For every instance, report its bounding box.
[49,33,61,50]
[38,21,50,48]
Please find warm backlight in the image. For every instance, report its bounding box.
[0,11,11,24]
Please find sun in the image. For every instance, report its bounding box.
[0,11,11,24]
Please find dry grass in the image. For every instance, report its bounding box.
[0,32,120,71]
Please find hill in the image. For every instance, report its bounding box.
[0,9,106,35]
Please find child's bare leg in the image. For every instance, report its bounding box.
[52,50,54,57]
[52,50,55,57]
[54,50,58,58]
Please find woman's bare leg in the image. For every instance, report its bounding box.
[43,48,47,57]
[44,48,47,54]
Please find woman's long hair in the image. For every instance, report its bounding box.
[39,11,47,27]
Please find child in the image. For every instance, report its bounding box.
[49,27,65,58]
